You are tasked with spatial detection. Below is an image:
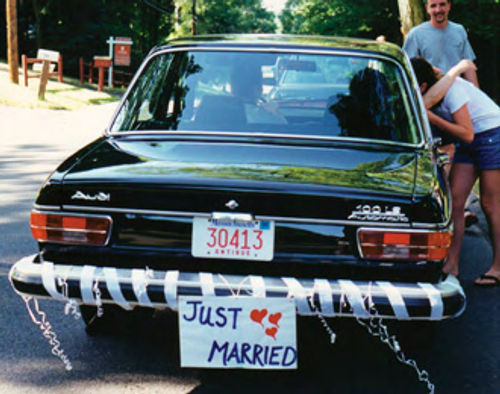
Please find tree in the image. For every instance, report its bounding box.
[397,0,424,38]
[279,0,402,44]
[16,1,175,74]
[31,0,49,50]
[170,0,276,38]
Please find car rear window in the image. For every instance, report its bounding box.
[111,50,420,144]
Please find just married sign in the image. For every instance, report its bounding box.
[178,296,298,369]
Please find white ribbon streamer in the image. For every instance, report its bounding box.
[103,267,132,310]
[132,269,153,307]
[35,261,451,321]
[338,280,369,318]
[80,265,96,304]
[41,262,66,301]
[199,272,215,296]
[418,283,443,320]
[377,281,410,320]
[249,275,266,298]
[314,279,335,317]
[282,277,313,315]
[164,270,179,308]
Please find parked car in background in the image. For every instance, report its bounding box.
[10,34,465,369]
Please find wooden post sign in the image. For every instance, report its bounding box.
[37,49,60,100]
[106,36,133,87]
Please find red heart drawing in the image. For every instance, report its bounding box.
[268,312,282,327]
[250,309,268,327]
[265,326,278,340]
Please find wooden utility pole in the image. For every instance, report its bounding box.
[6,0,19,84]
[397,0,425,39]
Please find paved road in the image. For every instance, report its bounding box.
[0,103,498,393]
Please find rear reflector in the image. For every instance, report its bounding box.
[30,211,111,245]
[358,229,451,261]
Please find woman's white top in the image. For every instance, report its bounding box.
[434,77,500,134]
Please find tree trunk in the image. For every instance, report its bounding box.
[397,0,425,39]
[6,0,19,84]
[32,0,43,49]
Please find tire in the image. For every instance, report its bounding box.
[388,321,437,352]
[79,304,154,336]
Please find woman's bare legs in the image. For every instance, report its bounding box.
[443,163,477,276]
[475,168,500,284]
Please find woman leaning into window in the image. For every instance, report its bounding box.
[411,57,500,286]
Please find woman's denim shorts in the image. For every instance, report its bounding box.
[453,126,500,170]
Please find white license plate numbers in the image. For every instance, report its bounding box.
[192,217,274,261]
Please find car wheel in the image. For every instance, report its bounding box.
[79,304,154,336]
[389,321,437,352]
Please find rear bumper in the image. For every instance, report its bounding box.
[10,254,466,321]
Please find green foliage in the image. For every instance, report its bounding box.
[2,0,496,99]
[280,0,499,44]
[171,0,277,37]
[278,0,499,101]
[280,0,402,44]
[451,0,500,40]
[34,0,175,71]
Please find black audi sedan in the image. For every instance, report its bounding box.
[10,35,464,369]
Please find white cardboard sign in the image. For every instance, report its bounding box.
[179,296,297,369]
[37,49,60,62]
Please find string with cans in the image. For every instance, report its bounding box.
[58,276,81,320]
[355,303,435,394]
[306,290,435,394]
[92,280,104,318]
[21,295,73,371]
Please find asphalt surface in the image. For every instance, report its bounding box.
[0,102,499,393]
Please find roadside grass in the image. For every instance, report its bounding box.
[0,61,124,110]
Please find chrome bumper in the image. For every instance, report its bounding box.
[10,254,466,321]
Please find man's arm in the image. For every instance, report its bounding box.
[459,25,479,87]
[422,60,477,109]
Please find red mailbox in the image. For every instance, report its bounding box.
[93,56,112,92]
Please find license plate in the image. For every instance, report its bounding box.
[179,296,298,369]
[192,216,274,261]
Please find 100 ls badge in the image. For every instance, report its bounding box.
[348,205,408,222]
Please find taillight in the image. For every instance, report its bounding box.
[30,211,111,245]
[358,229,451,261]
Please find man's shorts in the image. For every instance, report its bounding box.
[453,126,500,170]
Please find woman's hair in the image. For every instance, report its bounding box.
[410,57,439,91]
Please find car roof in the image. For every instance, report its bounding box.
[152,34,406,63]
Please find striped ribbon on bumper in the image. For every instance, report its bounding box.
[34,261,446,320]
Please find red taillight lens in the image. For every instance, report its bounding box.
[358,229,451,261]
[30,211,111,245]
